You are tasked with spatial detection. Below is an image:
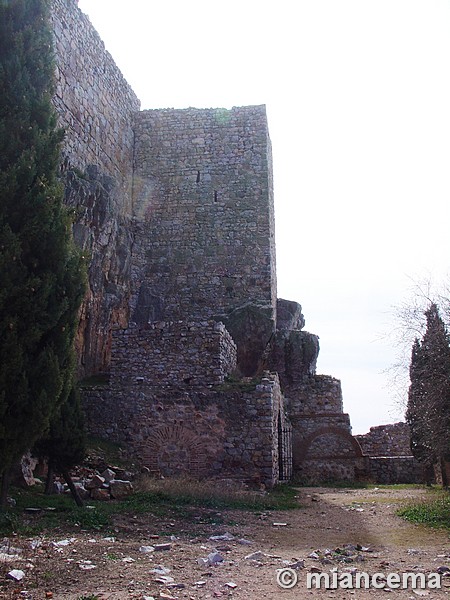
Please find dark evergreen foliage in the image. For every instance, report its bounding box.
[0,0,86,502]
[34,384,86,474]
[406,304,450,485]
[34,383,86,506]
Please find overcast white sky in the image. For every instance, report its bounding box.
[78,0,450,434]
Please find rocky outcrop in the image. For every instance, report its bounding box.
[270,299,319,385]
[63,167,133,376]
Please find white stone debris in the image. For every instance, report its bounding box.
[154,543,171,551]
[150,566,171,575]
[244,551,267,561]
[209,532,234,541]
[6,569,25,581]
[237,538,253,545]
[51,538,76,547]
[78,560,97,571]
[153,575,175,584]
[206,551,224,565]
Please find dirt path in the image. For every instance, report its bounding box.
[1,486,449,599]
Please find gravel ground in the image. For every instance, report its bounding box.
[1,486,449,599]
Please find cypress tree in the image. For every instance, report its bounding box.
[0,0,86,504]
[34,384,86,506]
[406,304,450,486]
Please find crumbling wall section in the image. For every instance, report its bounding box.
[368,457,424,484]
[285,376,364,480]
[356,422,412,457]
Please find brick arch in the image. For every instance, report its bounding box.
[140,422,208,477]
[297,427,364,461]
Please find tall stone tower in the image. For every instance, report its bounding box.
[131,106,277,375]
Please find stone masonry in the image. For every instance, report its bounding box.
[48,0,420,485]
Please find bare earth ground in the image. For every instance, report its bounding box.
[1,486,449,599]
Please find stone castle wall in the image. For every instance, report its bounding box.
[356,422,412,457]
[131,106,278,376]
[110,321,237,388]
[83,370,290,487]
[356,422,424,485]
[285,376,364,481]
[46,2,415,485]
[367,457,424,484]
[50,0,140,199]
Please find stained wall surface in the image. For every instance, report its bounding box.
[50,0,140,375]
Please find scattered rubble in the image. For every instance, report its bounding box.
[1,486,449,599]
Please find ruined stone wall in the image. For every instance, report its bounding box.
[110,321,237,388]
[50,0,140,375]
[356,422,412,457]
[83,372,289,487]
[132,106,275,320]
[368,457,424,484]
[284,376,363,480]
[288,375,345,415]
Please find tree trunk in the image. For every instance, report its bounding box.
[439,457,449,489]
[45,465,54,495]
[0,469,11,508]
[425,464,434,486]
[62,469,84,507]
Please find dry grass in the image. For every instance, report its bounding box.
[135,474,298,510]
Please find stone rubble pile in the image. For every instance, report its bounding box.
[56,466,134,501]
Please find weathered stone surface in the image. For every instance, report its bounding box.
[109,321,237,388]
[101,468,116,483]
[356,422,412,457]
[109,479,133,500]
[51,0,139,377]
[222,303,275,376]
[270,330,319,385]
[90,488,110,501]
[85,474,105,490]
[64,168,133,376]
[73,483,90,500]
[132,106,277,376]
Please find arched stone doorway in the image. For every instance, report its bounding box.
[294,426,366,482]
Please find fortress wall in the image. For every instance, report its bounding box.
[356,422,412,457]
[110,321,237,388]
[287,375,345,416]
[50,0,140,211]
[82,373,288,487]
[131,106,277,322]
